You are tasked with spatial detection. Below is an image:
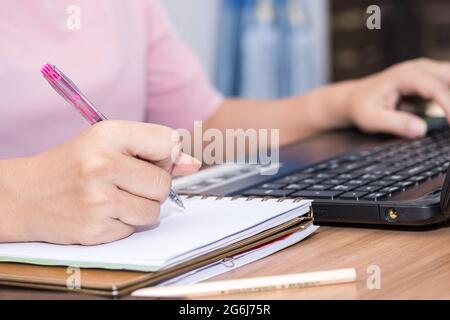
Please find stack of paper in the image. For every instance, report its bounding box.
[0,196,314,273]
[159,224,318,286]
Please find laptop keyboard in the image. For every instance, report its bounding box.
[243,129,450,201]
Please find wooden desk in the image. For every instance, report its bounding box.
[207,225,450,299]
[1,225,450,300]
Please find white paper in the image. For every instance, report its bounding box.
[0,196,311,272]
[159,224,319,286]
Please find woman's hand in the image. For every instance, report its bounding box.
[346,58,450,138]
[213,58,450,146]
[0,121,201,245]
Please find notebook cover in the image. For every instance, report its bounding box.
[0,217,313,297]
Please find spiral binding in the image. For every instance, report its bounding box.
[180,194,313,219]
[182,194,306,203]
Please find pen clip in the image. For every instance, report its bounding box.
[54,66,82,93]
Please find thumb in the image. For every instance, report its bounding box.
[368,109,427,138]
[154,151,201,176]
[172,153,202,176]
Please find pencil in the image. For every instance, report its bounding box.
[132,268,356,298]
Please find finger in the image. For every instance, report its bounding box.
[366,108,427,138]
[417,59,450,84]
[91,120,181,162]
[396,71,450,121]
[84,218,134,245]
[154,152,202,176]
[153,143,182,172]
[103,219,135,242]
[172,153,202,176]
[111,190,161,226]
[112,155,172,202]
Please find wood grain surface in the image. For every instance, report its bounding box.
[2,225,450,300]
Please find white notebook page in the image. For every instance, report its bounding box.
[0,196,311,271]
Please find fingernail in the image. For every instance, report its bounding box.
[406,120,427,138]
[170,142,182,163]
[171,130,181,143]
[176,152,202,167]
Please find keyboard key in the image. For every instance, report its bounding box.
[243,189,295,197]
[292,190,343,199]
[347,180,367,186]
[327,179,348,185]
[408,176,427,184]
[356,185,381,192]
[260,183,286,189]
[363,192,388,201]
[315,163,331,171]
[393,181,414,189]
[398,165,433,176]
[380,186,401,195]
[309,184,333,191]
[437,166,448,173]
[422,170,441,178]
[338,173,362,180]
[302,178,325,184]
[372,169,402,176]
[301,168,316,174]
[339,192,368,200]
[314,173,336,179]
[332,185,355,192]
[343,161,376,172]
[370,180,395,187]
[284,183,310,190]
[360,173,383,181]
[327,162,341,170]
[385,175,407,181]
[289,173,313,180]
[353,164,389,176]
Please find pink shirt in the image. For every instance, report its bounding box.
[0,0,223,158]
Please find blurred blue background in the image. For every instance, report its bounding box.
[163,0,450,98]
[215,0,329,98]
[164,0,329,99]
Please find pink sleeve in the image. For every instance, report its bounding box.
[144,0,224,130]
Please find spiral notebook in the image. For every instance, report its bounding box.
[0,196,312,273]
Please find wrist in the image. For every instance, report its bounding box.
[286,80,357,134]
[321,80,358,129]
[312,80,358,131]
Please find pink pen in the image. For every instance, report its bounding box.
[41,64,107,125]
[41,63,186,210]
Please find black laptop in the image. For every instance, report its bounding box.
[177,98,450,228]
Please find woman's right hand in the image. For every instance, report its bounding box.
[0,121,201,245]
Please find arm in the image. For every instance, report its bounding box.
[0,159,28,242]
[205,81,354,146]
[205,58,450,145]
